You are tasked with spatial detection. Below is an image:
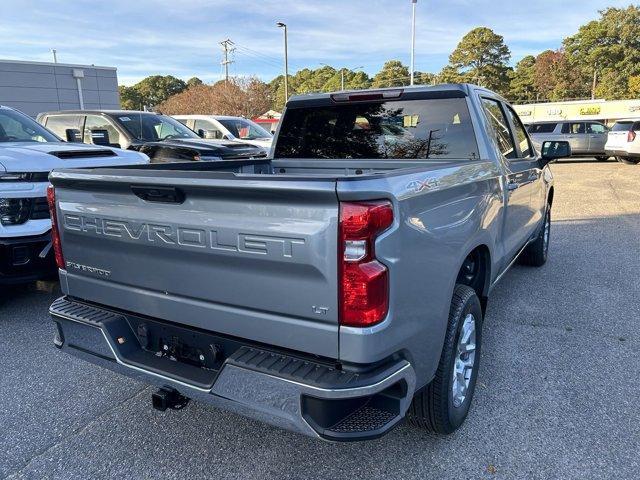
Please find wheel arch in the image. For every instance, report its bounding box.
[455,244,491,315]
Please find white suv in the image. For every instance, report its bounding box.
[605,119,640,165]
[173,115,273,152]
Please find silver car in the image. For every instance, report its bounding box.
[528,121,609,161]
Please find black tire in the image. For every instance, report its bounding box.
[520,207,550,267]
[617,156,640,165]
[406,284,483,434]
[595,156,609,162]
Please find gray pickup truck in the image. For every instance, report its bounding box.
[48,84,569,442]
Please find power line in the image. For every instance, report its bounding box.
[233,42,306,72]
[234,47,283,69]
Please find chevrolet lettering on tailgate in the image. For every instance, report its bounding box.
[63,214,305,258]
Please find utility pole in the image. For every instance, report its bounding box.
[220,39,235,83]
[591,65,598,100]
[51,49,58,63]
[341,69,345,91]
[276,22,289,101]
[410,0,417,85]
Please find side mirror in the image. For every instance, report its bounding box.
[90,129,111,146]
[197,128,206,138]
[65,128,82,142]
[540,140,571,166]
[222,133,232,140]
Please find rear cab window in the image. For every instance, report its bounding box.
[274,97,479,160]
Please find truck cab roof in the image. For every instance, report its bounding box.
[286,83,505,106]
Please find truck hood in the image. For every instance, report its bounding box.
[143,138,266,157]
[235,138,273,151]
[0,141,148,173]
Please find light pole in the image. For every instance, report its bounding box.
[410,0,417,85]
[276,22,289,102]
[51,49,58,63]
[342,66,363,90]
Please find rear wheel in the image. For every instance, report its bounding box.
[406,284,482,434]
[617,156,640,165]
[520,207,550,267]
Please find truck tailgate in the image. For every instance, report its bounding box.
[51,172,340,358]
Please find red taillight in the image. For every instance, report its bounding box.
[339,200,393,327]
[628,130,636,142]
[46,185,65,269]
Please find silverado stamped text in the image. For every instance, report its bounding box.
[48,84,570,441]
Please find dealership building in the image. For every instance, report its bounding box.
[0,59,120,118]
[513,98,640,126]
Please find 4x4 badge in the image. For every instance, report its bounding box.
[407,177,439,193]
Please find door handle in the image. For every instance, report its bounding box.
[131,185,185,204]
[507,182,519,191]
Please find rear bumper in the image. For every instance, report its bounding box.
[605,149,640,158]
[0,232,55,284]
[50,296,416,441]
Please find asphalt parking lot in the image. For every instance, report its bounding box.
[1,159,639,480]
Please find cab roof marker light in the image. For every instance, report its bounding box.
[331,89,404,102]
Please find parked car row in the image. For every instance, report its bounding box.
[527,119,640,164]
[37,110,270,162]
[1,105,274,286]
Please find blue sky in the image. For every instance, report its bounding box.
[0,0,632,85]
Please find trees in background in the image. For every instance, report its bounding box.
[157,77,271,118]
[508,56,536,103]
[371,60,410,88]
[563,5,640,100]
[268,66,373,110]
[186,77,204,88]
[445,27,511,94]
[119,75,196,110]
[121,5,640,113]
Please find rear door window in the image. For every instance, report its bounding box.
[561,122,586,134]
[84,115,121,146]
[586,123,607,134]
[44,115,83,141]
[481,98,517,159]
[528,123,557,134]
[274,97,479,160]
[504,105,533,158]
[194,119,223,139]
